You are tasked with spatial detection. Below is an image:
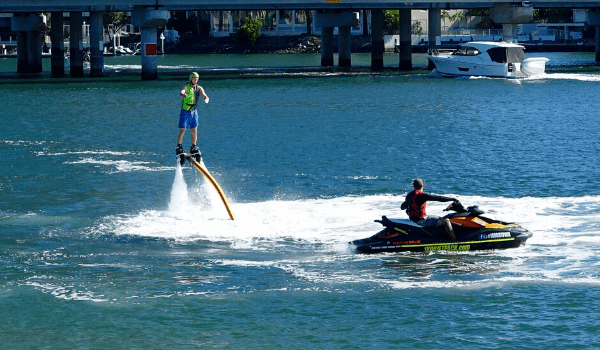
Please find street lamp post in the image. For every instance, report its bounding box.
[160,32,165,54]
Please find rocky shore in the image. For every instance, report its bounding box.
[168,35,374,54]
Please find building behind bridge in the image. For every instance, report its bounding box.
[0,9,595,56]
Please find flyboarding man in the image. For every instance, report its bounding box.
[176,72,209,165]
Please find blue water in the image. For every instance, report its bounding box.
[2,52,600,349]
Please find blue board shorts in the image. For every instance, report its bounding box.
[178,109,199,129]
[416,215,440,227]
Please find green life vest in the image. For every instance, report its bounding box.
[182,83,198,111]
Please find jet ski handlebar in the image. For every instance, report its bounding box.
[444,201,465,212]
[375,216,394,226]
[443,202,485,215]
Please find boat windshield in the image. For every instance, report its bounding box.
[487,47,525,63]
[452,46,481,56]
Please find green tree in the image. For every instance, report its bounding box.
[235,17,263,46]
[441,10,466,31]
[412,20,424,36]
[441,10,466,23]
[534,9,573,23]
[465,9,501,30]
[383,10,399,35]
[104,11,130,34]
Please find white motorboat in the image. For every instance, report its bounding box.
[428,41,549,78]
[115,45,135,55]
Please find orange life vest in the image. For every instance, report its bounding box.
[407,189,427,221]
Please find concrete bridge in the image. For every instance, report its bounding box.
[2,0,600,79]
[2,0,600,11]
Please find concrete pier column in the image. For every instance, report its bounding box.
[427,8,441,70]
[11,13,47,73]
[27,31,43,72]
[362,10,369,36]
[371,9,384,70]
[16,31,28,73]
[50,12,65,77]
[315,11,359,67]
[597,26,600,62]
[502,24,519,43]
[490,3,533,43]
[132,6,169,80]
[69,11,84,77]
[321,26,334,66]
[89,11,104,77]
[140,28,159,80]
[398,9,412,70]
[338,26,352,67]
[587,11,600,62]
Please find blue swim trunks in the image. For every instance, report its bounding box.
[416,215,440,227]
[178,109,199,129]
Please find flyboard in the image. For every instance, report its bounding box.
[177,152,236,220]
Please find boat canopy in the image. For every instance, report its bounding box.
[487,47,525,64]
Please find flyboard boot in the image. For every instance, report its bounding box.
[190,145,202,163]
[175,144,186,166]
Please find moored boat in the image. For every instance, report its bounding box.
[428,41,549,78]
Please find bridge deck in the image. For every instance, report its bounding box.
[0,0,599,12]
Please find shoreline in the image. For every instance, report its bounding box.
[0,35,596,59]
[166,35,600,55]
[1,35,598,81]
[1,64,600,85]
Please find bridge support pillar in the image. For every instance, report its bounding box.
[399,9,412,70]
[28,31,43,73]
[427,8,441,70]
[338,26,351,67]
[89,11,104,77]
[371,9,384,70]
[132,6,169,80]
[50,12,65,77]
[502,24,519,43]
[597,26,600,62]
[314,11,359,67]
[11,13,46,73]
[140,28,160,80]
[16,31,28,73]
[69,11,84,78]
[587,11,600,62]
[490,3,533,43]
[321,27,334,66]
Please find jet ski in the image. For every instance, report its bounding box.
[351,202,532,253]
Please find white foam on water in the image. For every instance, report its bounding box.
[112,184,600,248]
[525,72,600,82]
[36,149,171,173]
[94,166,600,287]
[25,281,109,302]
[427,70,600,83]
[44,150,133,156]
[65,157,171,173]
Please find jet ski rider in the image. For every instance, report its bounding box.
[400,178,460,240]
